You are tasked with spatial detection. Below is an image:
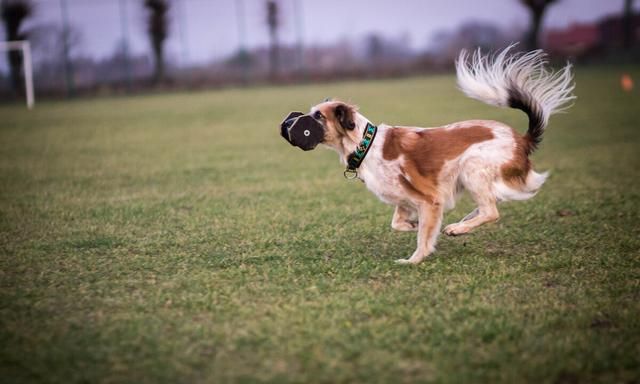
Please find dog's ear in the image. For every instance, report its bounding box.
[334,103,356,131]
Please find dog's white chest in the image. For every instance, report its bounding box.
[358,136,408,206]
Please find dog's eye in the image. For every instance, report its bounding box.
[313,111,323,120]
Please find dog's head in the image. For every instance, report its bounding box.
[280,100,360,151]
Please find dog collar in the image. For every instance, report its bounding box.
[344,122,378,179]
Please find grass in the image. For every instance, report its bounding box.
[0,67,639,383]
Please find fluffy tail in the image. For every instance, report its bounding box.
[455,45,575,154]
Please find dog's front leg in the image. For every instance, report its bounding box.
[391,205,417,231]
[396,201,443,265]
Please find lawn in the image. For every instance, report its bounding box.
[1,67,639,383]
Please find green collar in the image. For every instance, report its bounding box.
[344,122,378,179]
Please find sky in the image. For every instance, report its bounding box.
[3,0,638,67]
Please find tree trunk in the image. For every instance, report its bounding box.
[152,43,164,84]
[6,44,23,95]
[3,18,24,95]
[144,0,168,85]
[266,1,279,80]
[526,7,545,50]
[623,0,635,50]
[269,29,279,79]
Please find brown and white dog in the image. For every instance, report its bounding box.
[292,46,575,264]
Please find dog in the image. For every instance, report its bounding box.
[280,46,575,264]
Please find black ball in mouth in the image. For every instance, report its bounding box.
[280,112,324,151]
[280,111,303,142]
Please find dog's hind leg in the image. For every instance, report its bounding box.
[459,208,479,223]
[391,205,417,232]
[444,165,500,236]
[444,197,498,236]
[396,201,443,264]
[440,207,479,234]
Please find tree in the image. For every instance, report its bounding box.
[623,0,635,50]
[144,0,169,84]
[266,0,279,78]
[1,0,32,94]
[520,0,558,50]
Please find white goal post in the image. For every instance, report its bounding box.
[0,40,34,109]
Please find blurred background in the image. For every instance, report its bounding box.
[0,0,638,100]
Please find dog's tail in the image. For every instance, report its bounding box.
[455,45,575,154]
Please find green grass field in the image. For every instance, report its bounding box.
[1,67,639,383]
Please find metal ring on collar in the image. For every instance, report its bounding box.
[343,168,358,180]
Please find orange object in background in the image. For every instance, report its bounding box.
[621,74,634,92]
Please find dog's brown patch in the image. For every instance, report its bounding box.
[500,130,532,187]
[384,126,494,199]
[398,174,433,203]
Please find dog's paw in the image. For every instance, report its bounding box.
[395,258,417,265]
[443,223,470,236]
[391,221,417,232]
